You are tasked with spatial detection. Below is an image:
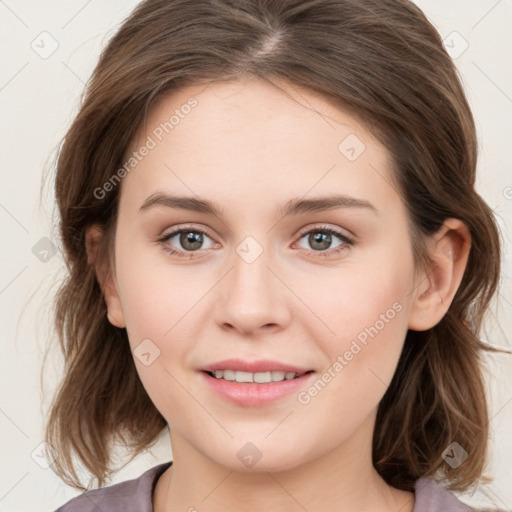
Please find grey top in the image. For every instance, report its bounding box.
[54,461,477,511]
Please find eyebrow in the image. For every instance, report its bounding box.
[138,192,379,217]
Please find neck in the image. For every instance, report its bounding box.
[153,416,415,512]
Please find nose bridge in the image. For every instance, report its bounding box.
[216,234,289,333]
[233,235,271,292]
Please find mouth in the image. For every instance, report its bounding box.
[200,368,316,407]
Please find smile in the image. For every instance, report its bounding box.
[206,369,311,383]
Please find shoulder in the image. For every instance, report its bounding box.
[53,461,172,512]
[413,477,481,511]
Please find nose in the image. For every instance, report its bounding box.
[214,241,291,336]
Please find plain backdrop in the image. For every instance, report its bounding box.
[0,1,511,511]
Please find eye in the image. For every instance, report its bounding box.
[157,224,354,259]
[157,225,218,258]
[294,225,354,258]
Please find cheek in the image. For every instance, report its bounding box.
[296,250,412,344]
[115,257,194,418]
[295,286,409,438]
[297,250,413,399]
[115,244,201,343]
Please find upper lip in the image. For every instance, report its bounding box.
[201,358,313,374]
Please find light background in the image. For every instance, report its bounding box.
[0,0,511,510]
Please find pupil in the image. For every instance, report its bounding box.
[310,231,331,250]
[181,231,203,250]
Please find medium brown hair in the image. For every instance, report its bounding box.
[44,0,509,493]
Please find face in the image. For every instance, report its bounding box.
[103,77,423,473]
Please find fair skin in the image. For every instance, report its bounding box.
[86,77,470,512]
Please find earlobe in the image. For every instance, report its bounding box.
[102,270,127,329]
[408,219,471,332]
[85,224,126,329]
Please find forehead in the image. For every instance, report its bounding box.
[120,77,399,217]
[135,77,377,153]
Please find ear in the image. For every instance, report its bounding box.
[408,218,471,331]
[85,224,126,329]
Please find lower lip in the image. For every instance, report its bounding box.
[200,371,315,407]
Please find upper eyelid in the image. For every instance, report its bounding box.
[161,224,215,240]
[296,224,352,239]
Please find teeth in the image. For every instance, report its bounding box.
[211,370,301,383]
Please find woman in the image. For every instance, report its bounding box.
[45,1,509,510]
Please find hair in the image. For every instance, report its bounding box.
[43,0,510,495]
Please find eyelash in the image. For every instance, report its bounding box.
[157,224,355,259]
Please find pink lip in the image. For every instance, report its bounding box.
[200,370,316,407]
[200,358,312,374]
